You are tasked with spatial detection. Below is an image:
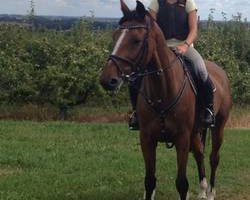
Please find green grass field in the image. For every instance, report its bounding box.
[0,121,249,200]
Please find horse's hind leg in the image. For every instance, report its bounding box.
[141,135,157,200]
[192,132,208,199]
[208,116,227,200]
[176,134,190,200]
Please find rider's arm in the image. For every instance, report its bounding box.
[185,10,198,47]
[148,0,158,20]
[176,10,197,54]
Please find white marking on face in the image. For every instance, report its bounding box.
[112,29,129,55]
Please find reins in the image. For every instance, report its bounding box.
[136,56,179,77]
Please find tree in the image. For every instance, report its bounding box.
[27,0,35,30]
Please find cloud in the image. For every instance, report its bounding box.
[0,0,249,20]
[195,0,249,19]
[55,0,68,7]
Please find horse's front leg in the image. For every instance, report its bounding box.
[140,132,157,200]
[207,118,226,200]
[176,133,190,200]
[192,132,208,199]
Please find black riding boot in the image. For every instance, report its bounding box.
[202,76,215,127]
[128,79,140,130]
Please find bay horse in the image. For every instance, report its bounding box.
[100,1,232,199]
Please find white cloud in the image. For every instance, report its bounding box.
[55,0,68,7]
[0,0,249,20]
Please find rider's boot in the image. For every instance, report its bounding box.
[202,76,215,127]
[128,81,140,130]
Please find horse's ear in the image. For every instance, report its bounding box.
[136,0,147,19]
[120,0,130,16]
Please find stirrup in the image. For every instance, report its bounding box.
[203,108,215,128]
[129,111,139,131]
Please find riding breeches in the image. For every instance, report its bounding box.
[184,46,208,82]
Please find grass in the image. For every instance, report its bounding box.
[0,121,249,200]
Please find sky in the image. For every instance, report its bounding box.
[0,0,249,21]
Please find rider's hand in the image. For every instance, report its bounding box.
[176,44,188,55]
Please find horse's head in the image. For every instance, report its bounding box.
[100,0,157,91]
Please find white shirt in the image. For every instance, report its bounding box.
[148,0,198,14]
[148,0,198,47]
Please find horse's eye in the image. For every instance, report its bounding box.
[131,39,142,45]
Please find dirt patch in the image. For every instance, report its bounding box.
[226,113,250,128]
[0,104,249,128]
[70,113,128,123]
[0,166,22,176]
[71,112,250,128]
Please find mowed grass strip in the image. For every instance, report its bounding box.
[0,121,249,200]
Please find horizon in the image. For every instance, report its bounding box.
[0,0,249,21]
[1,14,249,23]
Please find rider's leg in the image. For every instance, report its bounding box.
[184,46,214,127]
[202,76,215,126]
[128,78,141,130]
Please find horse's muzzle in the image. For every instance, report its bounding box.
[100,76,123,91]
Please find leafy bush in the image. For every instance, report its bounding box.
[0,14,249,120]
[0,21,114,118]
[196,13,250,104]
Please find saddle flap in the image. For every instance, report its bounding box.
[179,55,216,96]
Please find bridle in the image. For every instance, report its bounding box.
[108,24,149,81]
[108,22,180,81]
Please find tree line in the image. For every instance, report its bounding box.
[0,16,249,119]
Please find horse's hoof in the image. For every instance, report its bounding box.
[198,197,207,200]
[143,190,156,200]
[207,196,214,200]
[198,178,208,199]
[206,186,216,200]
[207,194,215,200]
[197,193,207,200]
[178,191,190,200]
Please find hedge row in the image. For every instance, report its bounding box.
[196,16,250,104]
[0,17,249,118]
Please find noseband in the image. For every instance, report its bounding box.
[108,24,149,80]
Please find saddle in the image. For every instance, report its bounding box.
[177,55,216,97]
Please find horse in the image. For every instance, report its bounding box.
[100,1,232,199]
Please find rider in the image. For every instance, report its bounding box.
[129,0,214,130]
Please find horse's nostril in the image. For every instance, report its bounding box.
[109,78,119,87]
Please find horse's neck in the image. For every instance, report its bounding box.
[144,39,184,102]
